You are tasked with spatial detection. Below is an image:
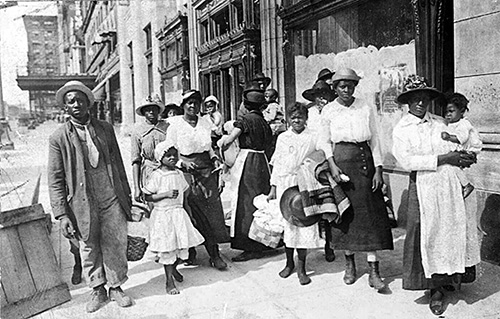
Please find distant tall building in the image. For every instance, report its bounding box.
[23,15,59,115]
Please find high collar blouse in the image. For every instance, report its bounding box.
[131,119,168,164]
[321,98,383,167]
[166,115,215,155]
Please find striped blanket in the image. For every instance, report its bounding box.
[296,158,350,224]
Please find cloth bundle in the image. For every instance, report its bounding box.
[248,194,285,248]
[296,158,350,223]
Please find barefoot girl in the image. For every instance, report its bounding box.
[143,141,205,294]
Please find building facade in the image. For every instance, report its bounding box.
[188,0,263,120]
[81,0,121,124]
[22,15,60,116]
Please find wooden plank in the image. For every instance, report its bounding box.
[17,220,62,292]
[0,204,45,229]
[1,283,8,307]
[1,283,71,319]
[0,228,37,303]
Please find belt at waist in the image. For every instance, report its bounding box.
[336,141,369,147]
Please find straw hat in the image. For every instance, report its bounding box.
[135,94,165,116]
[56,80,95,107]
[317,68,334,82]
[302,80,335,102]
[396,74,444,105]
[280,186,321,227]
[180,90,203,108]
[331,68,361,85]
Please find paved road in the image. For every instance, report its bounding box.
[2,120,499,319]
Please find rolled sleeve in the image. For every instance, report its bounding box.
[392,132,438,171]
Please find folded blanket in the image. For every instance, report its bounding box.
[297,158,350,223]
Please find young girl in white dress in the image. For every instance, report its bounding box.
[143,141,205,295]
[441,93,482,198]
[267,102,327,285]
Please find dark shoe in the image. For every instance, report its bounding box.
[429,288,445,316]
[183,247,197,266]
[297,260,311,285]
[86,285,108,313]
[463,183,475,199]
[343,254,356,285]
[71,265,82,285]
[231,251,263,262]
[210,256,228,270]
[368,261,386,290]
[109,287,133,308]
[325,247,336,262]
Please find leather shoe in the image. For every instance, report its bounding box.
[109,287,133,307]
[429,289,445,316]
[86,285,107,313]
[231,251,263,262]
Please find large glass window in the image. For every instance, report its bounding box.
[213,7,230,37]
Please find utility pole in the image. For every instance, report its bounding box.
[0,1,19,150]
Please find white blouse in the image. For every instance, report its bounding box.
[270,128,327,186]
[166,115,214,155]
[322,98,383,167]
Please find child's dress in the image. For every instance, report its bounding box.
[143,168,205,265]
[443,118,482,187]
[270,127,325,249]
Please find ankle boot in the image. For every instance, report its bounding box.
[368,261,386,290]
[297,260,311,285]
[343,254,356,285]
[207,244,227,270]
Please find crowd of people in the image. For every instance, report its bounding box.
[48,67,482,315]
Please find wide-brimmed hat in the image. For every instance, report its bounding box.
[331,68,361,85]
[243,85,266,109]
[302,80,335,102]
[317,68,334,82]
[280,186,321,227]
[56,80,95,107]
[162,103,182,117]
[252,72,271,88]
[135,94,165,116]
[396,74,444,104]
[181,90,203,108]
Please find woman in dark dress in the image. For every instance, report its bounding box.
[220,87,274,262]
[322,68,393,291]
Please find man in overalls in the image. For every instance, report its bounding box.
[48,81,133,313]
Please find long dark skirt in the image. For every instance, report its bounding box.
[403,172,476,290]
[329,142,393,251]
[182,152,230,246]
[231,152,271,252]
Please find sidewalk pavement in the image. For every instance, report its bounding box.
[6,121,499,319]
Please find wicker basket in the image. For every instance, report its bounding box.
[126,235,148,261]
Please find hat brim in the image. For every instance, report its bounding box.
[318,72,334,82]
[302,88,334,102]
[331,74,361,83]
[252,77,271,87]
[280,186,321,227]
[396,87,443,104]
[181,91,202,108]
[135,103,165,116]
[56,83,95,107]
